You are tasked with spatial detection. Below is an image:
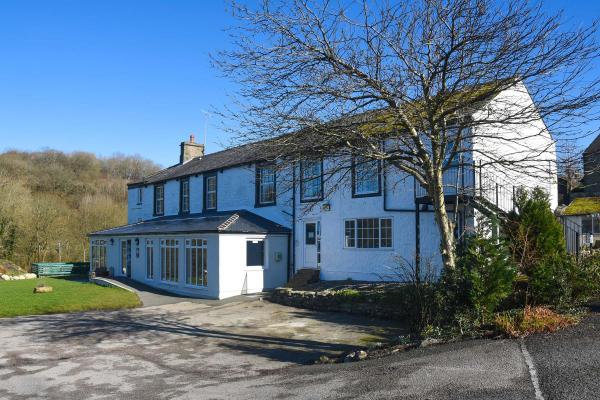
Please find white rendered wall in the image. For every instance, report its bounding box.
[471,82,558,211]
[218,233,289,299]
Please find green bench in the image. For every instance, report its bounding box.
[31,263,89,277]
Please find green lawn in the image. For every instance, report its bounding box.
[0,277,141,318]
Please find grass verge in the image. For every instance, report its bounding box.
[0,277,141,318]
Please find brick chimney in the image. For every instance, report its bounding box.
[180,134,204,164]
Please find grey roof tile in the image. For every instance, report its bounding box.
[89,210,290,236]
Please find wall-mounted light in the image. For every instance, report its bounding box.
[135,238,139,246]
[110,238,114,245]
[321,202,331,212]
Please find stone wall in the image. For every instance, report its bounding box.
[269,287,409,320]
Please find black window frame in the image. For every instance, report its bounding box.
[300,159,324,202]
[203,172,218,212]
[179,177,190,214]
[136,187,143,205]
[351,156,382,198]
[153,183,165,216]
[255,163,277,207]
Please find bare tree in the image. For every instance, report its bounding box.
[214,0,600,271]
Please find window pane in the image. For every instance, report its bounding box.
[306,223,316,245]
[357,218,379,248]
[354,158,379,195]
[301,161,322,200]
[246,240,264,266]
[258,166,276,204]
[345,220,356,247]
[380,219,392,248]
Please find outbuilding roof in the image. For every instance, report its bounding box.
[562,197,600,216]
[88,210,290,237]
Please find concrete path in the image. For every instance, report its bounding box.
[101,277,260,307]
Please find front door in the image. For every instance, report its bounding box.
[121,240,131,278]
[303,221,321,269]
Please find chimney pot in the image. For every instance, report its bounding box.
[190,134,195,143]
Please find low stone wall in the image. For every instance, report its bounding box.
[269,287,408,320]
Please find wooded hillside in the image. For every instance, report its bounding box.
[0,150,160,268]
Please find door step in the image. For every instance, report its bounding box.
[285,268,320,289]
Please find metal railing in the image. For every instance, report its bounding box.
[415,162,517,213]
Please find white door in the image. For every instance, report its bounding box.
[303,221,321,269]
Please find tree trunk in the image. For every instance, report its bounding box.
[430,170,456,271]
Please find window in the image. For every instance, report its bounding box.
[305,222,316,245]
[256,165,276,205]
[180,178,190,214]
[136,187,143,205]
[146,239,154,279]
[582,215,600,234]
[344,218,393,249]
[204,174,217,210]
[91,240,107,271]
[186,239,208,286]
[300,160,323,201]
[246,240,264,266]
[344,220,356,247]
[160,239,179,282]
[352,157,380,197]
[154,184,164,216]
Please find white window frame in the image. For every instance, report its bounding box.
[181,178,190,213]
[146,239,154,280]
[155,184,164,215]
[136,187,143,205]
[91,239,107,270]
[353,157,380,196]
[343,217,393,249]
[257,165,276,205]
[185,238,208,287]
[160,239,179,283]
[300,160,323,201]
[205,175,217,210]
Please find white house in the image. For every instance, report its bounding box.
[90,82,557,299]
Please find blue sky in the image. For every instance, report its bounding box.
[0,0,599,167]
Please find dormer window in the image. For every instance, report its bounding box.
[154,184,164,216]
[180,178,190,214]
[256,164,276,206]
[204,173,217,211]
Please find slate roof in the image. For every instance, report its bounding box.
[584,133,600,155]
[129,142,267,186]
[88,210,290,236]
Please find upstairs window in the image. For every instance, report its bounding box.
[300,160,323,201]
[204,174,217,211]
[352,157,380,197]
[180,178,190,214]
[136,187,143,205]
[154,184,164,216]
[256,164,276,206]
[344,218,393,249]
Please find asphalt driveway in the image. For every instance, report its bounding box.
[0,301,597,400]
[0,298,404,399]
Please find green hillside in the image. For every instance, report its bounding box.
[0,150,160,269]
